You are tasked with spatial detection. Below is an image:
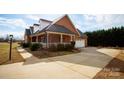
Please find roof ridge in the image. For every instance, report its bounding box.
[39,18,52,22]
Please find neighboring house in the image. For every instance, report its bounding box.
[24,15,88,48]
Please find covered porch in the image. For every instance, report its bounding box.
[31,32,75,48]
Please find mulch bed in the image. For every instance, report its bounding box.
[26,48,80,59]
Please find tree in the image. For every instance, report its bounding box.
[85,26,124,47]
[5,34,9,42]
[0,37,4,42]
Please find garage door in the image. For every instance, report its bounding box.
[75,39,85,48]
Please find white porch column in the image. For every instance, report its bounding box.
[74,35,76,41]
[60,34,63,44]
[36,36,38,43]
[70,35,72,41]
[47,33,49,48]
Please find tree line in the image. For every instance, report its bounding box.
[85,26,124,47]
[0,34,21,42]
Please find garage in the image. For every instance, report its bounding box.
[75,39,85,48]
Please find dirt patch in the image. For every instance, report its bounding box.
[94,51,124,79]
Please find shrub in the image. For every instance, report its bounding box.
[57,44,65,51]
[48,44,57,51]
[38,44,43,50]
[65,44,73,51]
[71,41,75,49]
[30,43,41,51]
[22,43,31,48]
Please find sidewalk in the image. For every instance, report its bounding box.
[17,47,40,62]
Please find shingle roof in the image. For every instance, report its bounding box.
[77,29,83,37]
[46,24,76,34]
[76,29,88,39]
[46,15,78,34]
[40,18,52,23]
[33,24,40,26]
[29,15,80,35]
[25,29,31,35]
[35,24,76,35]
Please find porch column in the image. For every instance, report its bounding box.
[74,35,76,41]
[70,35,72,41]
[60,34,63,44]
[36,36,38,43]
[30,36,32,43]
[46,33,49,48]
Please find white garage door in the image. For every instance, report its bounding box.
[75,39,85,48]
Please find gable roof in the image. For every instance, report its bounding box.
[46,14,80,35]
[31,14,82,36]
[77,29,83,37]
[34,24,75,35]
[77,29,88,38]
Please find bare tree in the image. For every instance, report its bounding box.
[5,34,9,42]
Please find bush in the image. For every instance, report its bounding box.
[30,43,41,51]
[71,41,75,49]
[48,43,74,52]
[65,44,73,51]
[39,44,43,50]
[57,44,65,51]
[48,44,57,51]
[22,43,31,48]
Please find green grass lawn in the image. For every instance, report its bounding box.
[0,42,24,65]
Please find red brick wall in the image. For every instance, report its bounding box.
[55,16,79,35]
[63,35,71,42]
[48,34,71,43]
[25,35,31,43]
[48,34,60,43]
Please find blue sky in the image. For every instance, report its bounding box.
[0,14,124,39]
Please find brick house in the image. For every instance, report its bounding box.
[24,15,88,48]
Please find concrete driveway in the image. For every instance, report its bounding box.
[0,47,121,79]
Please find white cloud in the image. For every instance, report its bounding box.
[0,30,24,40]
[0,17,27,28]
[26,14,63,21]
[83,14,124,31]
[10,19,27,28]
[0,17,28,40]
[26,15,40,21]
[83,15,95,21]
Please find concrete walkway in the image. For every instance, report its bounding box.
[17,47,40,62]
[0,47,121,79]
